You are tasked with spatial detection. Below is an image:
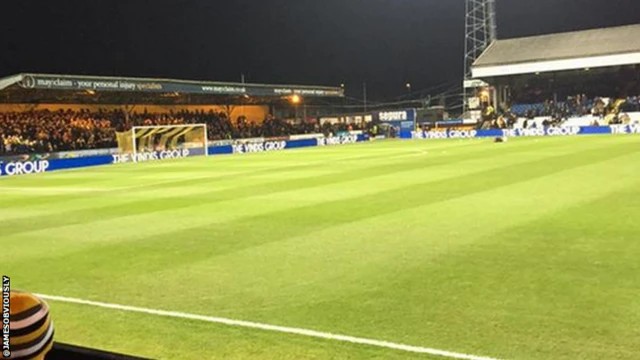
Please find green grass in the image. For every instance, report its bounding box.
[2,135,640,360]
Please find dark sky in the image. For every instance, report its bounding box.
[1,0,639,99]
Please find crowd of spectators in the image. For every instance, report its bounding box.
[509,69,640,123]
[478,92,640,130]
[511,95,640,120]
[0,110,118,155]
[0,109,367,156]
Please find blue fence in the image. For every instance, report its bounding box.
[2,126,637,177]
[0,156,114,177]
[412,124,640,140]
[0,134,368,177]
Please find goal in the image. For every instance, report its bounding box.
[116,124,208,162]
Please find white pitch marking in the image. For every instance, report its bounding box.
[37,294,501,360]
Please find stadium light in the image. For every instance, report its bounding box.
[406,83,412,92]
[290,94,302,104]
[479,89,490,102]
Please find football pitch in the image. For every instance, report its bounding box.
[2,135,640,360]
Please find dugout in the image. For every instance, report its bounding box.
[0,73,344,122]
[470,24,640,113]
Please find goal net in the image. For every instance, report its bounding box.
[116,124,208,162]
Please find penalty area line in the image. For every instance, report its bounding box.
[37,294,501,360]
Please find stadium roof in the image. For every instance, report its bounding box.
[472,24,640,79]
[0,73,344,98]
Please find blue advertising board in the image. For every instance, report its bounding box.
[376,109,417,138]
[411,124,640,140]
[2,126,637,177]
[230,135,366,154]
[0,134,369,177]
[0,156,113,177]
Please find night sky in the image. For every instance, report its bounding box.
[2,0,639,99]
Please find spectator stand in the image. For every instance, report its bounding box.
[470,24,640,128]
[0,74,345,156]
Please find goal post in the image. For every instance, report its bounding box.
[116,124,209,162]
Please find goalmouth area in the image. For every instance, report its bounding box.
[114,124,210,164]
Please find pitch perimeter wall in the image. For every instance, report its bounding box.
[2,125,640,177]
[0,133,367,177]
